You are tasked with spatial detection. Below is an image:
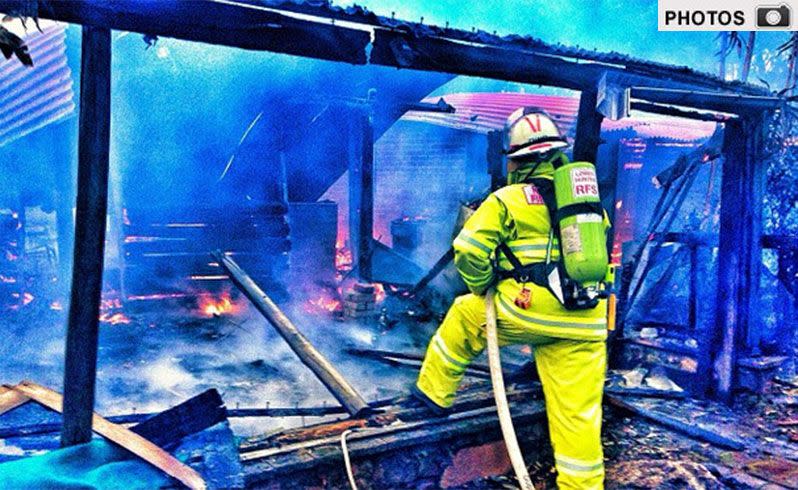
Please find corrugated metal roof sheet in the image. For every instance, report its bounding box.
[0,24,74,148]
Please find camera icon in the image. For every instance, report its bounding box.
[757,4,791,28]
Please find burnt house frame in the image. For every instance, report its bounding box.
[0,0,788,446]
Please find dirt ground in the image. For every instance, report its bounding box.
[457,379,798,489]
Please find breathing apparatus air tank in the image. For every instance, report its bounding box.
[552,161,608,284]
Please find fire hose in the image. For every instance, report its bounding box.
[485,287,535,490]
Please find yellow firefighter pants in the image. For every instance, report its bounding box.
[416,293,606,490]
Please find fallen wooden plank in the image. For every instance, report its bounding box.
[215,252,369,416]
[132,389,227,451]
[606,395,745,451]
[0,404,374,440]
[604,386,686,399]
[7,381,206,490]
[0,385,30,417]
[239,383,542,454]
[241,401,548,486]
[406,248,454,296]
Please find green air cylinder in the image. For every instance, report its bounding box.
[553,161,608,283]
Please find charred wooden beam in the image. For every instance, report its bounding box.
[1,0,774,99]
[604,387,686,399]
[214,252,370,417]
[708,118,765,402]
[240,386,548,486]
[600,140,620,259]
[630,87,781,115]
[572,89,604,163]
[0,405,361,440]
[132,389,227,450]
[0,0,370,65]
[606,395,744,450]
[370,27,592,91]
[650,231,719,247]
[630,101,737,122]
[407,248,454,296]
[61,25,111,447]
[358,109,375,281]
[486,129,506,191]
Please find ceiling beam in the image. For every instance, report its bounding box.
[0,0,781,110]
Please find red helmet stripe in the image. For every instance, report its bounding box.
[523,115,542,133]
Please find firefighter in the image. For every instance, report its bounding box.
[413,108,609,489]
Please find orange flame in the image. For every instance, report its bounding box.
[100,297,123,311]
[199,293,237,317]
[374,284,386,303]
[307,295,342,314]
[100,312,131,325]
[335,238,353,273]
[126,293,189,301]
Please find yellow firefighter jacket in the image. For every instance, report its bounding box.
[452,159,609,341]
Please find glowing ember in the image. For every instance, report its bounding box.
[126,293,189,301]
[100,312,131,325]
[165,223,207,228]
[22,292,34,305]
[335,239,353,272]
[50,301,63,311]
[199,294,236,317]
[307,295,342,313]
[0,274,16,284]
[124,236,161,243]
[100,297,123,311]
[5,250,18,261]
[374,283,386,303]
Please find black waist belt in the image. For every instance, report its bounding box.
[496,262,551,287]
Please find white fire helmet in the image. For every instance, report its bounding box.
[504,107,568,159]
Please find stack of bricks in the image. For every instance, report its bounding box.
[343,283,377,319]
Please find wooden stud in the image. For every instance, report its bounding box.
[61,25,112,447]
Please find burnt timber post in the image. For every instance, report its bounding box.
[572,89,604,163]
[486,130,505,191]
[349,102,374,281]
[360,109,375,281]
[61,26,112,447]
[708,116,764,402]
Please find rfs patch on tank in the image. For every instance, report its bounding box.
[570,167,599,198]
[523,184,544,204]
